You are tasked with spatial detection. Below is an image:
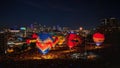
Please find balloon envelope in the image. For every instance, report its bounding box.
[57,35,65,45]
[36,33,59,54]
[36,33,53,54]
[66,33,82,49]
[93,32,105,46]
[32,33,38,39]
[52,36,59,47]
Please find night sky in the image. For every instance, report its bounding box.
[0,0,120,29]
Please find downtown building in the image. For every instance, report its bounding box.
[96,17,120,34]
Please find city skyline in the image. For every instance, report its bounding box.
[1,0,120,29]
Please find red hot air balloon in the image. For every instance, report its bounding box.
[32,33,38,39]
[66,33,82,49]
[26,39,31,44]
[93,32,105,46]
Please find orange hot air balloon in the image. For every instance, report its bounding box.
[93,32,105,46]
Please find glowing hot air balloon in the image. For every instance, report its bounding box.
[52,36,59,47]
[32,33,38,39]
[66,33,82,49]
[57,35,65,45]
[49,32,59,47]
[93,32,105,46]
[26,33,38,45]
[36,32,58,54]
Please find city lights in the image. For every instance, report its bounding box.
[0,17,120,68]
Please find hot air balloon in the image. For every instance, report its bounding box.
[36,32,58,54]
[93,32,105,46]
[57,35,65,45]
[49,32,59,47]
[66,32,82,49]
[26,33,38,45]
[26,39,31,45]
[32,33,38,39]
[52,36,59,47]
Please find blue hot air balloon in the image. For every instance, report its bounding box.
[36,32,54,54]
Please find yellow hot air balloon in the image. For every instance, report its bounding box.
[57,35,65,45]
